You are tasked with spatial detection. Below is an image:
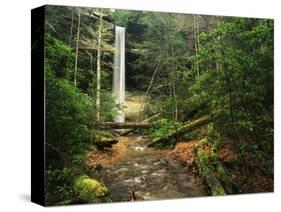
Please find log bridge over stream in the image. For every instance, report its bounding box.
[97,122,154,129]
[97,113,216,147]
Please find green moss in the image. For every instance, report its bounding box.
[195,138,226,196]
[212,186,226,196]
[73,175,109,203]
[147,137,176,148]
[93,136,118,149]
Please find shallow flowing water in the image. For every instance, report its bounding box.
[91,136,207,202]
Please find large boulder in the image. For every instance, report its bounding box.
[73,175,110,203]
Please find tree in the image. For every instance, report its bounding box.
[189,18,273,154]
[193,15,200,80]
[66,8,74,79]
[87,9,114,122]
[129,12,190,122]
[74,8,81,87]
[96,10,103,121]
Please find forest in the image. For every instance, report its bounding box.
[40,5,273,205]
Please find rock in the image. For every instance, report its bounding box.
[127,191,145,201]
[153,160,162,165]
[158,168,167,173]
[135,146,146,151]
[93,136,118,149]
[92,164,103,173]
[114,167,129,174]
[141,170,149,174]
[73,175,110,203]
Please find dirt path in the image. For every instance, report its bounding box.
[124,91,147,121]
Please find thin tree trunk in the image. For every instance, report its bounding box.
[196,16,200,50]
[74,8,81,87]
[215,19,220,71]
[90,53,94,99]
[136,62,160,122]
[193,15,199,80]
[172,77,178,122]
[147,63,159,95]
[196,16,200,76]
[96,10,103,122]
[90,54,93,74]
[69,8,74,47]
[66,8,74,79]
[89,52,94,145]
[171,44,178,122]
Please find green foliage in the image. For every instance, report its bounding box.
[46,69,93,156]
[189,18,273,158]
[152,119,182,139]
[47,167,72,182]
[45,69,94,203]
[44,13,118,204]
[127,12,190,121]
[45,33,74,78]
[148,119,183,148]
[46,167,76,202]
[112,10,137,26]
[100,90,120,121]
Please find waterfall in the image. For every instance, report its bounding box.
[113,26,126,122]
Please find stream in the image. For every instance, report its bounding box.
[90,136,207,202]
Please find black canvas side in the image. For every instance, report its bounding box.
[31,5,45,206]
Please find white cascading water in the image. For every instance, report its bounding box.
[113,26,126,122]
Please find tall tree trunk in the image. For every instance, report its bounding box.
[215,19,221,71]
[66,8,74,79]
[196,16,200,76]
[193,15,200,80]
[69,8,74,47]
[196,16,200,51]
[90,53,94,98]
[90,52,95,102]
[74,8,81,87]
[171,44,178,122]
[96,10,103,122]
[172,76,178,122]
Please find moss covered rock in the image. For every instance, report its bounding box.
[93,136,118,149]
[73,175,110,203]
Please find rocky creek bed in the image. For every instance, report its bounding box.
[86,136,207,202]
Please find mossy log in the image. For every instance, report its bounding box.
[147,115,212,147]
[73,175,110,203]
[196,157,226,196]
[97,122,154,129]
[93,136,118,149]
[56,198,81,206]
[195,138,226,196]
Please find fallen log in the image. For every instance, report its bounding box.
[194,138,226,196]
[147,115,212,147]
[196,157,226,196]
[97,122,154,129]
